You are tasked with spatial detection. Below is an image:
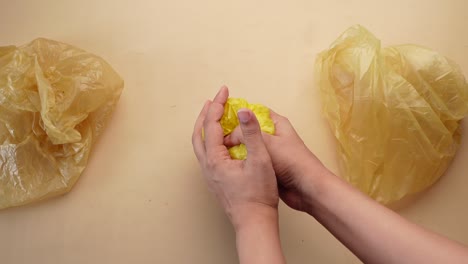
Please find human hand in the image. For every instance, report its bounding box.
[192,87,279,229]
[224,110,330,212]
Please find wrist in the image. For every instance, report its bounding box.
[230,203,279,233]
[295,154,335,214]
[293,151,328,184]
[232,203,285,264]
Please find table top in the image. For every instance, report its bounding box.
[1,1,467,263]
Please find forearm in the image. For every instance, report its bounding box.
[233,205,286,264]
[301,166,468,264]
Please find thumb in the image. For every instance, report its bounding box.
[237,108,269,159]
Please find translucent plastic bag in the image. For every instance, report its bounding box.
[0,38,124,209]
[220,98,274,159]
[316,25,468,204]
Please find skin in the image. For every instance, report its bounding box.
[192,86,468,264]
[192,86,285,264]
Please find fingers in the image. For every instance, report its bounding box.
[223,107,282,148]
[269,109,288,128]
[212,85,229,104]
[237,108,270,161]
[223,126,242,147]
[268,108,295,136]
[268,109,283,121]
[204,86,229,154]
[224,126,271,148]
[192,100,211,161]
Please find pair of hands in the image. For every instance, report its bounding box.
[193,88,468,264]
[192,86,327,228]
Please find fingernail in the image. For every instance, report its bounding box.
[237,109,251,124]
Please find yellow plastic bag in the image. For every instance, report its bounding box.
[220,98,275,159]
[0,38,124,209]
[316,25,468,204]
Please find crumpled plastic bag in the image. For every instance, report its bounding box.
[220,98,275,159]
[0,38,124,209]
[316,25,468,204]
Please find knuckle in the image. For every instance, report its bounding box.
[242,127,260,138]
[205,157,218,170]
[231,130,242,142]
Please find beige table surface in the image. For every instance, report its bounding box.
[1,1,468,263]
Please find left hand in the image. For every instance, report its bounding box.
[192,86,279,229]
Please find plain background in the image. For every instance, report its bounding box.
[0,0,467,263]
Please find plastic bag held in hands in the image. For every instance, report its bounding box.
[316,25,468,204]
[221,98,275,159]
[0,38,123,209]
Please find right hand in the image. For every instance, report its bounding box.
[224,109,330,212]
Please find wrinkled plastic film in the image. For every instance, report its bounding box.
[316,25,468,204]
[0,38,124,209]
[220,98,275,159]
